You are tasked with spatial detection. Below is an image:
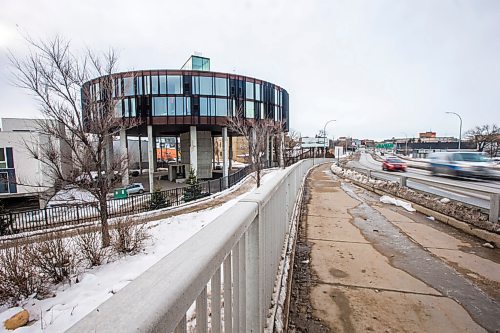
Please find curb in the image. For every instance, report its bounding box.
[345,178,500,247]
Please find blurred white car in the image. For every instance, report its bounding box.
[125,183,145,194]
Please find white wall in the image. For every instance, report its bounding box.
[0,131,51,194]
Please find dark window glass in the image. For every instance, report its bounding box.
[246,82,254,99]
[136,77,143,95]
[0,173,8,193]
[167,75,182,94]
[129,98,136,117]
[152,75,159,94]
[183,97,191,115]
[192,57,203,70]
[124,77,134,96]
[167,97,176,116]
[210,98,216,116]
[153,97,167,116]
[215,78,228,96]
[200,76,213,95]
[192,76,200,94]
[159,76,167,94]
[216,99,228,116]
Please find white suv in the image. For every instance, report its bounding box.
[125,183,145,194]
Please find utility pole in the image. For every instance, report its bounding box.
[446,112,463,151]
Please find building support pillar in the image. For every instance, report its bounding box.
[120,129,129,186]
[222,127,229,189]
[138,133,143,175]
[190,126,198,176]
[229,136,233,170]
[147,125,154,192]
[105,134,114,173]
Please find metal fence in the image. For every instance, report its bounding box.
[67,158,330,333]
[0,165,252,235]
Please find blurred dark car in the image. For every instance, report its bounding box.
[382,157,407,172]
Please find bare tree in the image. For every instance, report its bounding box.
[284,129,301,158]
[466,124,500,157]
[226,113,283,187]
[9,36,137,247]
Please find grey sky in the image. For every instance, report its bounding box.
[1,0,499,140]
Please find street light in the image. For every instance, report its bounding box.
[446,111,462,151]
[402,132,408,156]
[323,119,337,159]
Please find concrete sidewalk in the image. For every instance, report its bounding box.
[288,163,500,332]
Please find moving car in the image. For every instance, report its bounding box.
[428,152,494,179]
[125,183,145,194]
[382,157,407,172]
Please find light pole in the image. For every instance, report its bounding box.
[323,119,336,159]
[402,132,408,156]
[446,111,462,151]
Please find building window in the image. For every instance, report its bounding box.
[192,76,200,94]
[216,98,228,116]
[245,101,255,118]
[159,75,167,94]
[0,172,8,193]
[184,97,191,115]
[0,148,6,168]
[167,75,182,94]
[123,77,134,96]
[255,83,261,101]
[144,76,151,94]
[175,97,184,115]
[167,97,176,116]
[200,97,208,116]
[114,100,123,117]
[152,75,159,94]
[136,77,143,95]
[215,78,228,96]
[153,97,167,116]
[200,76,213,95]
[246,82,254,100]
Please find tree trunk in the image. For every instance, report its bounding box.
[99,198,110,248]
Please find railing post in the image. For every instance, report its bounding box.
[176,188,179,205]
[400,176,407,187]
[367,169,372,178]
[489,193,500,223]
[131,195,135,213]
[246,216,263,331]
[208,180,211,194]
[44,207,49,226]
[220,178,222,192]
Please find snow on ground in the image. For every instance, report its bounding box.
[0,169,280,332]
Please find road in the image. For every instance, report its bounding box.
[288,163,500,332]
[347,151,500,210]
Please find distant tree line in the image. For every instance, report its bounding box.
[466,124,499,157]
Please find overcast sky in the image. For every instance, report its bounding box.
[1,0,499,140]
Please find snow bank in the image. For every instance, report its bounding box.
[380,195,416,212]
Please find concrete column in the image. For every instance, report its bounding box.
[222,127,229,189]
[270,136,275,167]
[153,136,158,171]
[105,134,114,172]
[175,136,179,164]
[279,131,285,168]
[229,136,233,170]
[147,125,154,192]
[190,126,198,176]
[120,129,129,186]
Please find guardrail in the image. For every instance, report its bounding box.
[346,165,500,223]
[67,158,331,332]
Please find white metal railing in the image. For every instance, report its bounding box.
[346,165,500,223]
[67,158,330,332]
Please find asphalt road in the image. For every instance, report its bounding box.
[347,152,500,210]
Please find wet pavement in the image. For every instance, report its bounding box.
[288,163,500,333]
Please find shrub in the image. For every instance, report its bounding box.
[112,218,150,255]
[74,229,110,267]
[0,243,48,305]
[27,236,77,284]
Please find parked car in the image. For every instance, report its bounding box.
[125,183,145,194]
[428,152,494,179]
[382,157,407,172]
